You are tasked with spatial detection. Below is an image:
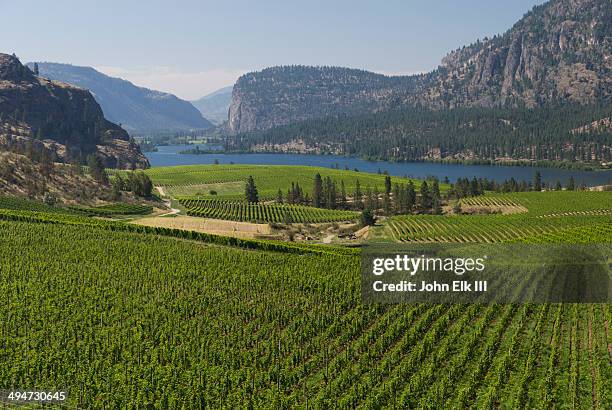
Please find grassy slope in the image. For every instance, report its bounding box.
[143,164,446,199]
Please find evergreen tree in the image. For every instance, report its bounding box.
[533,171,542,191]
[312,173,323,208]
[33,62,39,75]
[419,181,432,211]
[112,175,124,201]
[453,201,462,214]
[406,181,416,212]
[365,187,374,210]
[392,183,401,213]
[555,180,562,191]
[245,176,259,203]
[39,148,53,177]
[353,179,363,210]
[360,208,375,227]
[432,196,443,215]
[276,189,283,204]
[384,175,392,195]
[340,180,347,209]
[324,177,336,209]
[566,176,575,191]
[373,186,381,210]
[470,177,480,196]
[432,179,441,199]
[87,154,108,184]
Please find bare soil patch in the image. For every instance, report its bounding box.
[130,215,277,240]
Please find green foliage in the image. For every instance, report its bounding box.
[179,198,359,224]
[86,154,108,184]
[231,104,612,166]
[143,164,433,200]
[68,203,153,216]
[360,208,375,226]
[245,175,259,203]
[386,191,612,243]
[0,188,609,408]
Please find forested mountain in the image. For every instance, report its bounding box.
[0,53,149,169]
[228,0,611,134]
[230,103,612,167]
[191,86,233,125]
[228,67,425,133]
[28,62,214,134]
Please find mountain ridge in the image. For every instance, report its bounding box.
[191,86,233,125]
[28,62,214,134]
[227,0,611,134]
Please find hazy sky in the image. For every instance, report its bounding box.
[1,0,545,100]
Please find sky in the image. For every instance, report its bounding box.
[0,0,546,100]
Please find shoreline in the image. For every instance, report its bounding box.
[174,148,610,171]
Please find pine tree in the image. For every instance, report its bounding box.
[470,177,480,196]
[406,181,416,212]
[432,196,443,215]
[276,189,283,204]
[39,147,53,178]
[340,180,347,209]
[360,208,375,227]
[533,171,542,191]
[312,173,323,208]
[419,181,432,211]
[384,175,392,195]
[245,176,259,203]
[453,201,462,214]
[87,154,108,184]
[112,175,123,201]
[432,179,441,199]
[353,179,363,210]
[373,186,381,210]
[566,176,575,191]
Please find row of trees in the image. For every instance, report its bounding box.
[245,170,590,220]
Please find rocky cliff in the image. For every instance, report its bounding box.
[0,54,149,169]
[227,66,426,133]
[228,0,611,134]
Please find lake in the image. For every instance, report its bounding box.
[146,145,612,186]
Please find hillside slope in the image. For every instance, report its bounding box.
[228,0,611,134]
[0,53,149,169]
[191,86,233,125]
[29,62,214,134]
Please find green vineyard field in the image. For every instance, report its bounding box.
[179,197,359,223]
[385,191,612,243]
[0,189,609,408]
[144,164,437,199]
[0,214,609,408]
[67,203,153,216]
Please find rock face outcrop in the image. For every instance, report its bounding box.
[0,53,149,169]
[227,66,425,134]
[228,0,611,134]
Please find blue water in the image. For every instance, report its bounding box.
[147,145,612,186]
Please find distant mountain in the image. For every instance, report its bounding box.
[191,86,233,125]
[0,53,149,169]
[228,0,611,134]
[228,67,419,133]
[28,62,214,134]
